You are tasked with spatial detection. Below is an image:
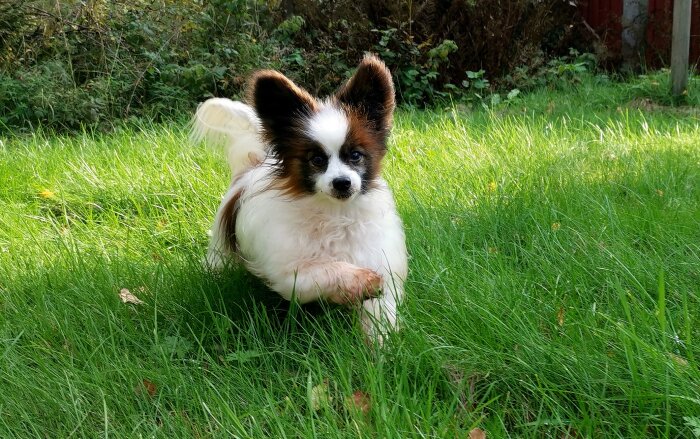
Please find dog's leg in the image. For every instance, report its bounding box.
[268,261,382,305]
[359,273,404,344]
[204,186,240,270]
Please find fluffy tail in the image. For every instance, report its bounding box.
[191,98,267,177]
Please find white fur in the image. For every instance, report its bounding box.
[232,163,407,340]
[315,154,363,200]
[305,105,349,153]
[306,104,362,199]
[191,98,266,177]
[197,98,407,342]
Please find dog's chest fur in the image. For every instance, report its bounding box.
[231,166,399,274]
[286,199,387,265]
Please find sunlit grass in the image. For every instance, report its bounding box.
[1,73,699,437]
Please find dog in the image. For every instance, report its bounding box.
[192,55,407,341]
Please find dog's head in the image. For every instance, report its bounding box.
[249,55,395,202]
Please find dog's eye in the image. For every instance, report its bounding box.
[310,155,327,167]
[349,151,363,163]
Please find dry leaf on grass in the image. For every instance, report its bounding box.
[344,390,371,415]
[309,381,331,411]
[668,352,689,367]
[119,288,144,305]
[557,307,565,327]
[137,379,157,397]
[38,189,55,199]
[469,427,486,439]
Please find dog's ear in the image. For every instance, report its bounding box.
[248,70,317,142]
[335,54,395,141]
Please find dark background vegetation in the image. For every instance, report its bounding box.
[1,0,597,131]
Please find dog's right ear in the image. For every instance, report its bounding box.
[248,70,317,143]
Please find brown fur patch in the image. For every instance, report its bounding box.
[270,134,320,198]
[345,110,388,190]
[246,70,319,148]
[335,54,395,140]
[245,70,318,115]
[246,70,322,198]
[220,189,243,251]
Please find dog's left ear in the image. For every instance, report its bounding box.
[335,54,395,142]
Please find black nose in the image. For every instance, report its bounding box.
[332,177,352,192]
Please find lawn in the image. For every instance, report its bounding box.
[1,74,699,438]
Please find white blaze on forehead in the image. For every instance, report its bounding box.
[305,105,348,153]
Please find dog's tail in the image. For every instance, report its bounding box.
[191,98,268,177]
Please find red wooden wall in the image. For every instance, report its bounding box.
[579,0,700,67]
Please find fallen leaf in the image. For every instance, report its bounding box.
[119,288,144,305]
[143,379,157,397]
[557,307,565,327]
[309,381,331,411]
[38,189,55,199]
[136,379,158,398]
[345,390,371,414]
[668,352,689,367]
[469,427,486,439]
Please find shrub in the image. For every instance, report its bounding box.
[280,0,593,105]
[0,0,276,131]
[0,0,595,131]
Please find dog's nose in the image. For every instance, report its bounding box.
[332,177,352,192]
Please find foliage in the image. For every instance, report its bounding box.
[284,0,591,105]
[373,28,459,103]
[0,0,596,131]
[503,48,599,91]
[0,0,275,131]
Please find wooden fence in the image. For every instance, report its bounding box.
[578,0,700,67]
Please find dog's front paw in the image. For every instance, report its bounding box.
[330,268,382,306]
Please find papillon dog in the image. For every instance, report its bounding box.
[192,55,407,341]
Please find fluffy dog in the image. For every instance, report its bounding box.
[192,55,407,340]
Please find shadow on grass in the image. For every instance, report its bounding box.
[3,249,362,358]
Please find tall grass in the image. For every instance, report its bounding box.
[1,74,699,437]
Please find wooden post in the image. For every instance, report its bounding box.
[671,0,692,97]
[621,0,649,72]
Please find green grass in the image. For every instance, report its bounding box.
[1,73,699,438]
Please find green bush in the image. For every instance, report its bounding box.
[1,0,277,131]
[282,0,592,105]
[0,0,595,131]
